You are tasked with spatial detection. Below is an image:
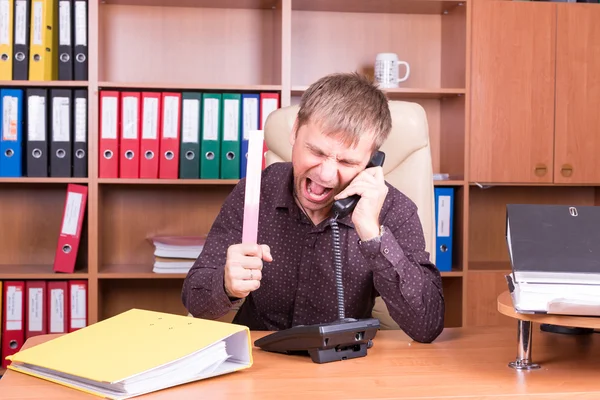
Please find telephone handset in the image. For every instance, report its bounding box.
[331,150,386,219]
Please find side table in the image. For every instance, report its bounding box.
[497,291,600,370]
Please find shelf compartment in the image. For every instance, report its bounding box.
[442,276,462,327]
[0,80,89,87]
[293,0,466,15]
[99,264,187,279]
[101,0,280,9]
[468,261,511,272]
[98,178,239,185]
[291,4,466,89]
[0,183,89,274]
[468,186,597,269]
[99,4,283,86]
[434,184,465,273]
[292,87,466,99]
[99,279,189,321]
[98,184,233,268]
[0,178,89,184]
[434,179,465,186]
[0,264,88,280]
[466,270,515,327]
[99,82,282,92]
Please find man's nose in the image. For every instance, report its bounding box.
[318,158,337,183]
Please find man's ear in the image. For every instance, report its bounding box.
[289,118,298,146]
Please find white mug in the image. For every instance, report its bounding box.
[374,53,410,88]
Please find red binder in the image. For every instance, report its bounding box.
[159,92,181,179]
[53,184,88,273]
[259,92,280,169]
[25,280,47,339]
[119,91,141,179]
[140,92,162,179]
[99,90,121,178]
[68,280,88,332]
[2,281,25,368]
[47,281,69,334]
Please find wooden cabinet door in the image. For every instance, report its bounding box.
[554,4,600,184]
[470,2,556,183]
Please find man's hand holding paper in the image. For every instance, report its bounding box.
[224,243,272,299]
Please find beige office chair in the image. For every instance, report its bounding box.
[263,100,436,330]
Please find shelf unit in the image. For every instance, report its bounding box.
[466,0,600,328]
[3,0,472,330]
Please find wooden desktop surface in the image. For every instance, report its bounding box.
[1,326,599,400]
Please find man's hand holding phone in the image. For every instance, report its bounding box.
[334,165,388,242]
[224,243,273,299]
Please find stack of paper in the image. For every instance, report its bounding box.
[5,309,252,399]
[148,236,206,274]
[506,204,600,316]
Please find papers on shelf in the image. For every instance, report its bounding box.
[148,236,206,274]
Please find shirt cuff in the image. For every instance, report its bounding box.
[212,266,241,310]
[358,226,403,271]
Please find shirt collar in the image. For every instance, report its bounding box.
[271,162,355,229]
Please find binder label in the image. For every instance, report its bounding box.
[75,98,87,142]
[15,1,27,45]
[142,97,158,139]
[243,98,258,140]
[59,1,71,46]
[203,98,219,141]
[50,288,65,333]
[224,99,240,142]
[28,96,46,141]
[71,284,87,329]
[0,0,10,45]
[29,287,43,332]
[61,192,83,236]
[437,195,451,237]
[182,99,199,143]
[123,96,139,140]
[2,95,18,141]
[75,1,87,46]
[6,285,23,330]
[32,1,43,46]
[53,97,71,142]
[162,95,178,139]
[101,96,117,139]
[261,98,278,128]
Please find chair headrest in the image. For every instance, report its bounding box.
[264,101,430,174]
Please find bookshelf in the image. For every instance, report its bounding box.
[13,0,600,336]
[0,0,469,331]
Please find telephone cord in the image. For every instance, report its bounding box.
[330,215,345,320]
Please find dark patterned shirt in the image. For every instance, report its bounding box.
[181,162,445,342]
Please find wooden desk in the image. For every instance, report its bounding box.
[1,326,599,400]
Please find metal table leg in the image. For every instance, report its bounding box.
[509,320,541,370]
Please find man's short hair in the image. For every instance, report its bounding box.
[296,72,392,151]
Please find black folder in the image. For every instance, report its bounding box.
[506,203,600,285]
[73,0,87,80]
[58,0,74,80]
[12,0,31,80]
[73,89,87,177]
[49,89,72,177]
[25,88,48,177]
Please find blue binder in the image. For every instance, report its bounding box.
[0,88,24,177]
[240,93,259,178]
[434,187,454,271]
